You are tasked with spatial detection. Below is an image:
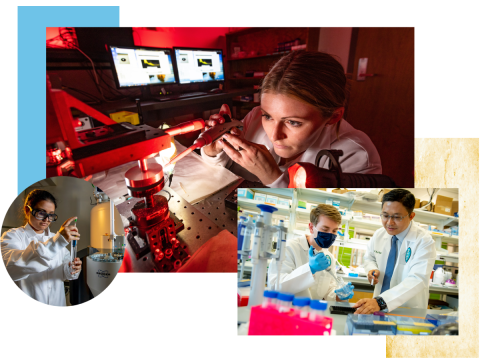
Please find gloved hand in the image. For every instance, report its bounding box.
[335,282,355,300]
[308,246,330,274]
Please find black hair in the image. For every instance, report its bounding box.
[23,189,57,224]
[381,189,415,214]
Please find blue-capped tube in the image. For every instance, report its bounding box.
[262,290,279,309]
[292,297,311,318]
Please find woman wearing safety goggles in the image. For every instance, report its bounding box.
[1,189,81,306]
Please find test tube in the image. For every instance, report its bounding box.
[276,292,295,313]
[309,300,328,321]
[70,219,78,273]
[262,290,279,309]
[292,297,311,318]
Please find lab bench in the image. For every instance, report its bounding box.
[93,88,255,126]
[238,301,450,335]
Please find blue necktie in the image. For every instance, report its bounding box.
[381,235,398,293]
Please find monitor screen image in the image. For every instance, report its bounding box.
[174,48,224,84]
[109,46,177,88]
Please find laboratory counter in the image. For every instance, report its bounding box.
[238,301,450,335]
[92,87,255,123]
[237,262,459,296]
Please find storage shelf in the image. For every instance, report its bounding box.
[237,198,290,217]
[227,53,285,62]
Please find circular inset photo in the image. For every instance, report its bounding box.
[1,176,124,306]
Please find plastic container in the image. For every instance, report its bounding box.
[395,317,436,335]
[309,300,328,321]
[292,297,311,318]
[345,314,397,335]
[277,292,295,313]
[425,314,459,327]
[262,290,279,309]
[237,216,246,259]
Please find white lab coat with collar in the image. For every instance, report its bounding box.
[267,236,338,300]
[1,224,79,306]
[200,106,382,187]
[363,221,436,312]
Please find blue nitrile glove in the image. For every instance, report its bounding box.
[308,246,330,274]
[335,282,355,300]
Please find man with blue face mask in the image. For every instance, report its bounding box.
[268,204,354,301]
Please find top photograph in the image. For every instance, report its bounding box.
[46,27,413,195]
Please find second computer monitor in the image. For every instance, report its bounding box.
[173,47,224,84]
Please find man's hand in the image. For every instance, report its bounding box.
[220,133,283,184]
[353,298,380,314]
[368,269,380,285]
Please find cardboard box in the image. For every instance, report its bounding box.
[277,199,290,207]
[451,201,459,216]
[434,195,454,215]
[237,188,254,199]
[378,188,392,201]
[415,198,420,208]
[266,195,278,205]
[332,188,355,194]
[254,193,266,203]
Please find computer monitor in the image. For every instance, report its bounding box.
[173,47,224,84]
[108,45,177,88]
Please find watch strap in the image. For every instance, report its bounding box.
[374,296,387,310]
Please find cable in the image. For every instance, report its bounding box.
[160,190,172,202]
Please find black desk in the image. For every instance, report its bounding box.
[93,88,255,127]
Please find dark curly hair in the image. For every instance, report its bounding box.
[23,189,57,224]
[381,189,416,214]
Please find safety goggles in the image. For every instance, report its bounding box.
[27,205,58,222]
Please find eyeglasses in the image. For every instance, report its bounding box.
[380,214,408,222]
[27,205,58,222]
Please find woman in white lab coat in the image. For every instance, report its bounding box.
[200,51,381,187]
[268,204,353,301]
[1,190,82,306]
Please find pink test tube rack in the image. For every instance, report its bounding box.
[248,305,333,335]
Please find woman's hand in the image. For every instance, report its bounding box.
[219,133,283,185]
[203,104,244,156]
[69,258,82,275]
[59,217,79,243]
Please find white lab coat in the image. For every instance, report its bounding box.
[1,224,79,306]
[268,236,338,300]
[201,106,382,187]
[363,221,436,312]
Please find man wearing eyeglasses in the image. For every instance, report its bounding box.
[1,189,81,306]
[352,189,436,314]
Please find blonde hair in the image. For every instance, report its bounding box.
[260,50,347,137]
[310,204,342,226]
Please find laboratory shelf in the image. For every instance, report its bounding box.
[430,233,459,245]
[436,253,459,263]
[296,189,355,209]
[237,198,290,217]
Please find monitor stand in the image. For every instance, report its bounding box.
[133,86,163,102]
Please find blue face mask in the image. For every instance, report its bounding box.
[313,228,337,248]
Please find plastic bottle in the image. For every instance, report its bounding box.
[309,300,328,321]
[292,297,311,318]
[237,216,247,260]
[277,292,295,313]
[262,290,279,309]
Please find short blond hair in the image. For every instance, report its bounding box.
[310,204,342,226]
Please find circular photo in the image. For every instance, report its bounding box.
[1,176,124,306]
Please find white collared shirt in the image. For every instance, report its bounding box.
[201,106,382,187]
[1,224,79,306]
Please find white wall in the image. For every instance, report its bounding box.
[318,27,352,72]
[2,177,95,252]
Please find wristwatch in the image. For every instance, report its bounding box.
[374,296,388,311]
